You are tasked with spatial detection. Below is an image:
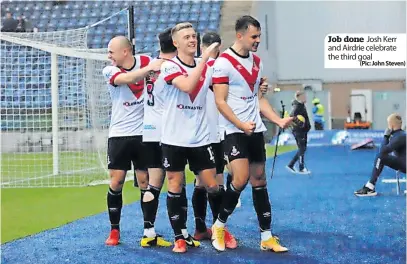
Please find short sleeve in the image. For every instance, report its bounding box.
[212,57,230,85]
[102,66,122,87]
[161,61,183,84]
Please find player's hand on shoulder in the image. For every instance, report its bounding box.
[201,42,220,61]
[240,121,256,135]
[148,59,165,72]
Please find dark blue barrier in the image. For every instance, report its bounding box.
[270,129,385,147]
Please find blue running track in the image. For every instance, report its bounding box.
[2,146,405,264]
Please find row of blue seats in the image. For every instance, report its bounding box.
[35,18,219,33]
[3,4,221,20]
[2,1,221,11]
[21,5,221,16]
[30,12,220,24]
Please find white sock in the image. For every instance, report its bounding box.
[181,229,188,239]
[261,230,272,241]
[214,219,225,228]
[143,227,156,238]
[365,182,375,190]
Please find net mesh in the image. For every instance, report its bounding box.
[0,9,137,188]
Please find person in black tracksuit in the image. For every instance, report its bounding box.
[286,91,311,174]
[354,113,406,197]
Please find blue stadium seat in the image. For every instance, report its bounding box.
[169,14,179,23]
[156,23,167,32]
[189,13,199,22]
[148,15,159,24]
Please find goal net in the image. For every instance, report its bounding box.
[0,8,145,188]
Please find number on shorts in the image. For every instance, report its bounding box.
[207,146,215,162]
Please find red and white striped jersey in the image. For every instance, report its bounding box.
[212,48,266,135]
[102,55,151,138]
[160,56,212,147]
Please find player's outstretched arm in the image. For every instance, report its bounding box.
[111,59,164,86]
[258,91,293,129]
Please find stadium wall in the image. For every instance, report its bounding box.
[252,1,406,82]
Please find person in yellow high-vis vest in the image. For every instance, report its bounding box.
[312,98,325,130]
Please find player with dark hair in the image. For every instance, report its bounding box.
[212,15,292,252]
[102,36,164,246]
[160,22,221,253]
[354,113,406,196]
[139,28,177,248]
[286,90,311,174]
[191,31,237,249]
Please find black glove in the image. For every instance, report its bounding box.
[384,128,392,137]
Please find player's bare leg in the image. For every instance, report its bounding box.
[140,168,172,247]
[249,163,288,253]
[105,169,127,246]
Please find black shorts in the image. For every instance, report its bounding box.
[192,142,225,175]
[212,142,225,174]
[107,136,147,171]
[223,132,266,164]
[143,141,162,169]
[161,143,216,173]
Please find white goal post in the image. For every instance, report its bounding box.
[0,8,147,188]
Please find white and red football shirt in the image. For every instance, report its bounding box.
[160,56,212,147]
[102,55,151,138]
[212,48,266,135]
[142,57,167,142]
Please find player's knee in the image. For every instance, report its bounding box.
[148,168,165,188]
[135,170,148,188]
[166,172,184,192]
[232,177,249,191]
[195,178,205,188]
[251,174,266,186]
[109,170,126,189]
[206,183,220,194]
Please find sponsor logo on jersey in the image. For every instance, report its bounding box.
[176,104,203,110]
[240,93,257,101]
[123,99,144,107]
[143,125,157,130]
